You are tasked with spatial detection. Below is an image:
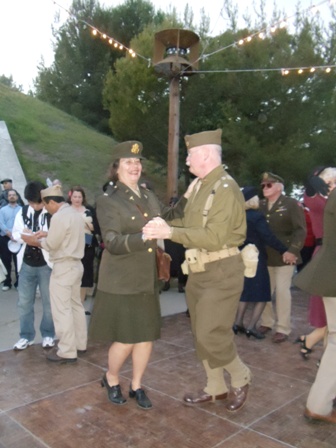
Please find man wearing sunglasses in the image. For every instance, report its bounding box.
[258,172,306,343]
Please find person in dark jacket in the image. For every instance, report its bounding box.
[257,172,306,343]
[233,187,289,339]
[294,188,336,424]
[0,178,24,209]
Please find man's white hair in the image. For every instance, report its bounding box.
[319,167,336,182]
[207,144,222,160]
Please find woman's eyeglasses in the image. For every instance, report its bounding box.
[261,182,275,189]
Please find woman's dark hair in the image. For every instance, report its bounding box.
[24,181,46,203]
[68,186,87,206]
[107,160,120,184]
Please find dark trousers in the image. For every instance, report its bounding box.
[0,235,18,287]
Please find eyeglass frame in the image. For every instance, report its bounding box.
[260,182,278,189]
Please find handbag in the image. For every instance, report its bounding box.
[134,203,172,281]
[156,246,172,282]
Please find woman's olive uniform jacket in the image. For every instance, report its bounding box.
[96,182,185,295]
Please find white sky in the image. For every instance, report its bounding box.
[0,0,333,92]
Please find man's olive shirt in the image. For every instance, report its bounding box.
[169,165,246,250]
[259,195,306,266]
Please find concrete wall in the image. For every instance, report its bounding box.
[0,121,26,199]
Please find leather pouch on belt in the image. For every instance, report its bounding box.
[183,248,206,273]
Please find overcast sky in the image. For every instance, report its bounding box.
[0,0,332,92]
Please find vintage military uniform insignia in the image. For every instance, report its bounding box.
[131,143,140,154]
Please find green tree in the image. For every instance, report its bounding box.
[34,0,161,133]
[0,74,23,92]
[103,13,197,166]
[104,1,336,190]
[180,10,336,190]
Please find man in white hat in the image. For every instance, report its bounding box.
[0,189,21,290]
[23,184,87,363]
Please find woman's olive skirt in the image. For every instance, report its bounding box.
[88,288,161,343]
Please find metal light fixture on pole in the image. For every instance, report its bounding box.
[153,29,199,201]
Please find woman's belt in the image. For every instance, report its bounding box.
[315,238,323,246]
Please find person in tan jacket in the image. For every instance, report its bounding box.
[22,184,87,363]
[143,129,251,413]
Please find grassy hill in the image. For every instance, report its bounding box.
[0,83,167,204]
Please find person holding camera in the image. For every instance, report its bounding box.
[11,181,55,351]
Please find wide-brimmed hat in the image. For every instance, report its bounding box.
[41,184,64,199]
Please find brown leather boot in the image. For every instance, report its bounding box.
[304,408,336,424]
[225,384,249,412]
[183,391,227,404]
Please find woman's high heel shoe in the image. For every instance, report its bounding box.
[294,335,305,345]
[294,336,312,360]
[246,329,265,339]
[101,374,127,405]
[232,324,246,335]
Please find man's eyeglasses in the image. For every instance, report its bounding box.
[261,182,275,189]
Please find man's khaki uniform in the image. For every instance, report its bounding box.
[41,203,87,358]
[168,165,251,394]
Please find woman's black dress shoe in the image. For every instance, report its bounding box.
[162,281,170,291]
[178,283,185,293]
[101,374,127,405]
[129,385,152,409]
[246,329,265,339]
[294,335,312,360]
[232,324,246,335]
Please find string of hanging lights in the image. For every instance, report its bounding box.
[51,0,336,76]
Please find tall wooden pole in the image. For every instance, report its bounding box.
[167,76,180,202]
